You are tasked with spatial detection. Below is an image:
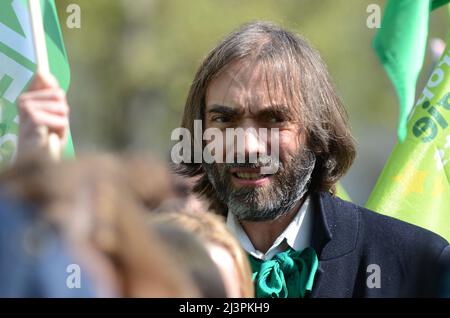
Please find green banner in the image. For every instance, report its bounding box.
[367,30,450,240]
[0,0,74,164]
[373,0,450,142]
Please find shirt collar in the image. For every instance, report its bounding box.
[226,196,313,260]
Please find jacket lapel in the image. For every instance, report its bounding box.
[310,192,360,297]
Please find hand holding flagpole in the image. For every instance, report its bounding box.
[28,0,61,161]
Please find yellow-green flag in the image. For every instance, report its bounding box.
[367,26,450,240]
[335,183,351,202]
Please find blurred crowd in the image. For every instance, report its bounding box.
[0,153,254,297]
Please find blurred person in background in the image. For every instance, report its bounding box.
[118,154,249,297]
[0,155,200,297]
[149,210,254,298]
[0,196,95,297]
[122,154,207,213]
[149,222,227,298]
[120,154,177,211]
[114,155,229,297]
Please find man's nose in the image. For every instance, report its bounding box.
[232,125,270,164]
[224,122,270,163]
[243,128,265,155]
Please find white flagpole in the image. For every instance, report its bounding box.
[28,0,61,160]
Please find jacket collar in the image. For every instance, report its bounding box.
[311,191,359,261]
[309,191,360,297]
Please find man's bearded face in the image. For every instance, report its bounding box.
[203,61,315,221]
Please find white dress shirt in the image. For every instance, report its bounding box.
[226,196,313,260]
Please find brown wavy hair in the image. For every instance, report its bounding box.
[178,21,356,214]
[0,155,200,297]
[149,210,255,298]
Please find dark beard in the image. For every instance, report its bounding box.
[202,150,316,221]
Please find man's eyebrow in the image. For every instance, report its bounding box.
[206,104,242,116]
[254,105,294,119]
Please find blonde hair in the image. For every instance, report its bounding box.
[150,210,254,297]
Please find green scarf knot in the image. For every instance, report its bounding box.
[248,247,318,298]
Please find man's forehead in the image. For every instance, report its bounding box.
[205,61,289,111]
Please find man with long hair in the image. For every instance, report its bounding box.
[175,22,450,297]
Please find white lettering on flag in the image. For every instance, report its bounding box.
[0,0,36,64]
[0,52,34,103]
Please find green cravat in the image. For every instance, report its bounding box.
[248,247,318,298]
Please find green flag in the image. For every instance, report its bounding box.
[373,0,450,142]
[367,27,450,240]
[0,0,74,164]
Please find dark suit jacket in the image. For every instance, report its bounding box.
[310,191,450,297]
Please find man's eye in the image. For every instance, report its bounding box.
[212,116,230,123]
[267,116,283,123]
